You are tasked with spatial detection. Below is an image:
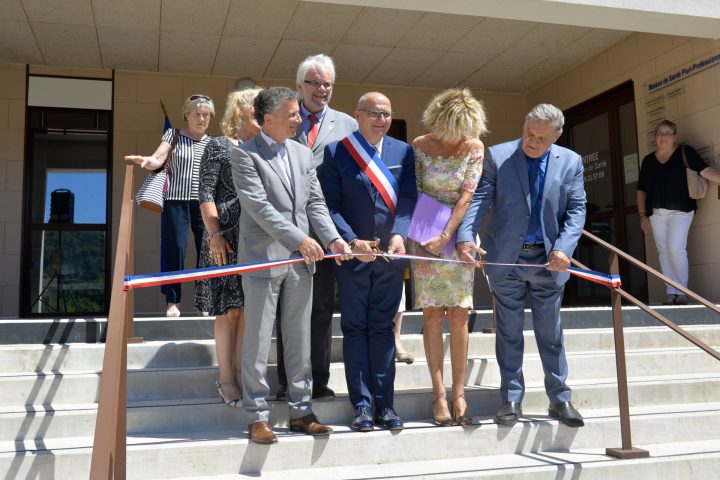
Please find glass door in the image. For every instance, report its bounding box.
[21,107,111,316]
[560,82,646,305]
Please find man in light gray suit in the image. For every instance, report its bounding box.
[457,104,587,429]
[231,87,352,444]
[276,54,358,401]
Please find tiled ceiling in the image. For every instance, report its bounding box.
[0,0,634,93]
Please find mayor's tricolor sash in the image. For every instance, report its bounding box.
[341,131,399,214]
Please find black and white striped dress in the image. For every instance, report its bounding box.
[161,128,212,201]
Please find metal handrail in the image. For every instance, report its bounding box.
[89,162,136,479]
[575,228,720,459]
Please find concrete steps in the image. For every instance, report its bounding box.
[2,404,720,479]
[0,322,719,478]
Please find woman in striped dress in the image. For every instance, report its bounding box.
[126,94,214,316]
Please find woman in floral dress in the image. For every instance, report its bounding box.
[410,88,487,426]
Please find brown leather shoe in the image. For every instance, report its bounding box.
[248,421,277,444]
[289,413,333,435]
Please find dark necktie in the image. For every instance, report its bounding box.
[527,159,541,235]
[307,114,319,148]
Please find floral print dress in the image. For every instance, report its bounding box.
[409,149,483,308]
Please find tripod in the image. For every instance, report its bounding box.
[30,232,79,314]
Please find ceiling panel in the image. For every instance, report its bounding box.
[411,51,496,88]
[451,17,537,54]
[224,0,298,39]
[98,27,158,71]
[331,44,391,83]
[161,0,230,34]
[213,35,279,78]
[33,23,101,68]
[263,39,337,79]
[93,0,161,31]
[22,0,94,25]
[342,7,423,48]
[397,12,481,51]
[463,54,539,92]
[284,2,361,42]
[0,20,43,64]
[553,29,631,63]
[159,31,221,74]
[364,47,443,85]
[503,24,590,60]
[516,57,576,92]
[1,0,27,22]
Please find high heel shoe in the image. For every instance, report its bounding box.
[432,392,453,427]
[451,393,472,426]
[216,381,241,408]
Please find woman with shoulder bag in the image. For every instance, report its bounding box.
[126,94,215,316]
[636,119,720,305]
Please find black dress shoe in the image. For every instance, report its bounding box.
[548,401,585,427]
[494,401,522,425]
[312,385,335,400]
[374,407,404,431]
[275,385,287,401]
[351,405,374,432]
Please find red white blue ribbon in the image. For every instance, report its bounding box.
[341,132,399,214]
[123,253,621,290]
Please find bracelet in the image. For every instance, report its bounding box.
[208,230,223,238]
[440,231,450,240]
[638,212,648,218]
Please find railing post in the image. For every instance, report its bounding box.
[605,251,649,460]
[90,163,136,479]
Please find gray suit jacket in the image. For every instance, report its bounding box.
[230,133,340,278]
[294,106,358,168]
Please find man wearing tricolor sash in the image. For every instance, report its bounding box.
[318,92,417,432]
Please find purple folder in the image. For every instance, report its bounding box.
[408,192,456,257]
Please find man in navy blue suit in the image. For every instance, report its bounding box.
[457,104,587,428]
[318,92,417,432]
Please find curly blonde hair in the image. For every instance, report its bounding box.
[422,88,488,142]
[220,87,263,137]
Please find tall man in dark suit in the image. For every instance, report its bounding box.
[276,54,358,401]
[230,87,351,444]
[457,103,587,428]
[318,92,417,431]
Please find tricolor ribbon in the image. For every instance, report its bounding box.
[123,253,621,290]
[341,132,399,214]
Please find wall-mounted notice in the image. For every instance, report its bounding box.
[623,153,639,184]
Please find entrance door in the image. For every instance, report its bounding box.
[560,82,647,305]
[21,107,112,316]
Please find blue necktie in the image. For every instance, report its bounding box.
[527,159,541,237]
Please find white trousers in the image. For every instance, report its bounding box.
[649,208,694,295]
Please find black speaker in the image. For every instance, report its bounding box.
[49,188,74,223]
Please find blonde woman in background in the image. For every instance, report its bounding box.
[410,88,486,426]
[195,88,262,406]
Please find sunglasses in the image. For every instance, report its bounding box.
[189,94,212,102]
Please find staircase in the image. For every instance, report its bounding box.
[1,308,719,479]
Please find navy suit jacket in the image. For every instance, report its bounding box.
[458,139,586,285]
[318,133,417,271]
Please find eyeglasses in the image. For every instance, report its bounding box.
[656,131,675,137]
[189,94,212,102]
[359,109,392,120]
[303,80,334,89]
